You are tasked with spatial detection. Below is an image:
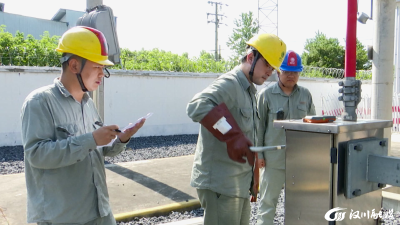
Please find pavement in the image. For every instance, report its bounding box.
[0,155,201,225]
[1,133,400,225]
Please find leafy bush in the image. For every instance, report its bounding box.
[0,24,371,79]
[0,25,61,66]
[112,48,236,73]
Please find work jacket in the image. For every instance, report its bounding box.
[256,82,316,169]
[187,66,259,198]
[21,78,127,224]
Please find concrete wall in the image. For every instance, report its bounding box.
[0,66,372,147]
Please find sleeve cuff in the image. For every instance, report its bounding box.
[81,133,98,150]
[117,137,131,144]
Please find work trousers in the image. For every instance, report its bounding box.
[257,167,285,225]
[37,213,116,225]
[197,188,251,225]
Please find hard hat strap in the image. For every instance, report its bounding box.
[249,50,260,83]
[60,53,74,64]
[76,58,89,92]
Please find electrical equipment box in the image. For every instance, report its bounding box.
[274,119,392,225]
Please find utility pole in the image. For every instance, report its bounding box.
[207,1,227,61]
[371,0,395,121]
[86,0,104,120]
[371,0,395,153]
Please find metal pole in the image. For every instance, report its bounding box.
[86,0,105,121]
[258,0,260,32]
[215,3,218,61]
[277,0,279,36]
[339,0,361,121]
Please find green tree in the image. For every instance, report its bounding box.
[0,24,235,73]
[356,39,371,70]
[226,11,259,62]
[0,25,61,66]
[302,31,371,71]
[114,48,232,73]
[302,31,345,69]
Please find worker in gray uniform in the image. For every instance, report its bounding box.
[186,33,286,225]
[256,50,316,225]
[21,26,146,225]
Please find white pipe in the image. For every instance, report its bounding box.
[250,145,286,152]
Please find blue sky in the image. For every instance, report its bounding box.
[1,0,374,59]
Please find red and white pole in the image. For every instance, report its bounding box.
[338,0,362,121]
[345,0,357,79]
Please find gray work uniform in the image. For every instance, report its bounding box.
[21,78,128,224]
[187,66,259,225]
[256,82,315,225]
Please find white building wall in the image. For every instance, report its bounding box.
[0,66,372,147]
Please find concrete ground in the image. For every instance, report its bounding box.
[0,155,199,225]
[1,133,400,225]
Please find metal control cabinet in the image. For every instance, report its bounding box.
[274,119,392,225]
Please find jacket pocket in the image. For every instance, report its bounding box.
[268,108,279,121]
[55,124,78,140]
[297,104,308,118]
[239,108,253,132]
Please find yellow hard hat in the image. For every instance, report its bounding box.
[246,33,286,73]
[56,26,114,66]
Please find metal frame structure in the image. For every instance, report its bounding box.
[257,0,278,35]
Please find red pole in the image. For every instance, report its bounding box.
[345,0,357,78]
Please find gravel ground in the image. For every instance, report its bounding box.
[0,134,399,224]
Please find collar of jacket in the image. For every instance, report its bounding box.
[234,66,257,95]
[271,82,299,96]
[54,77,90,102]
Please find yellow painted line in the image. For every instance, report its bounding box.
[114,199,201,222]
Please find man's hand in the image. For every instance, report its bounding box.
[93,125,120,146]
[257,158,265,168]
[118,118,146,143]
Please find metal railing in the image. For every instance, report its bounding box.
[303,66,372,80]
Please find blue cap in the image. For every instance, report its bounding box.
[280,50,303,72]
